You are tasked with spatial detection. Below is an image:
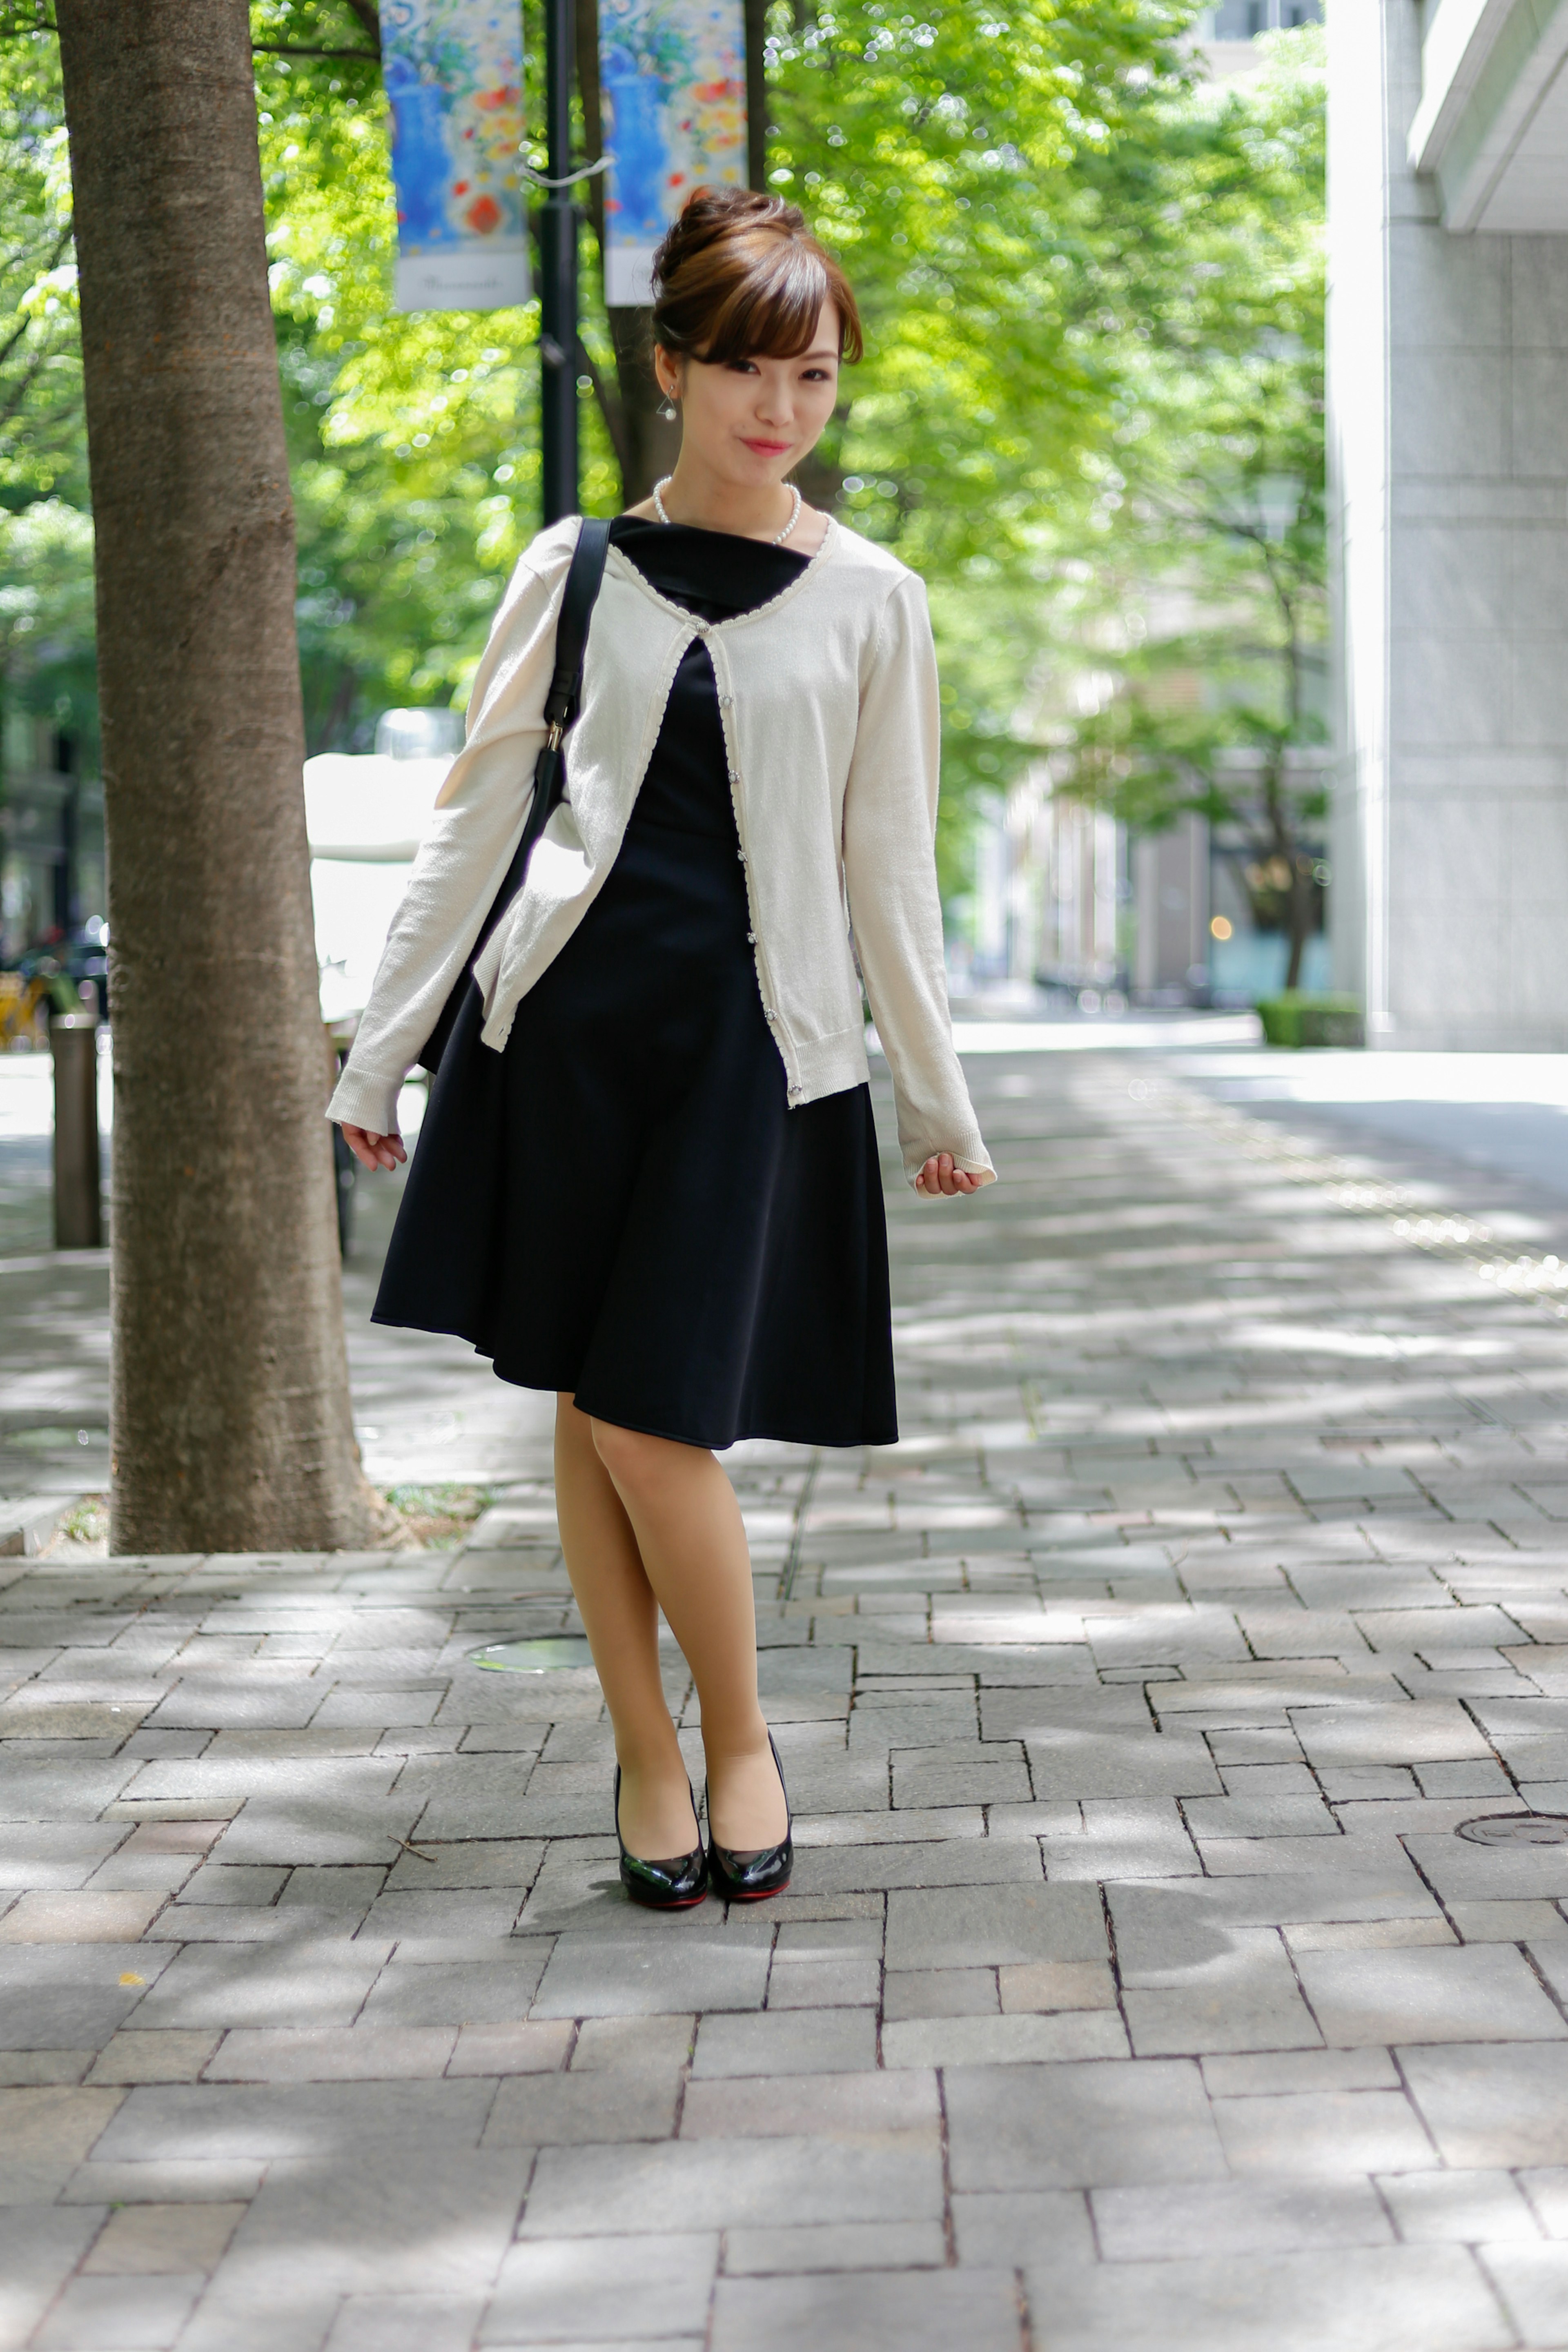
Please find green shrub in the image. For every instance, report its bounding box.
[1256,993,1365,1049]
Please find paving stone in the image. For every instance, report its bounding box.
[0,2048,92,2085]
[950,2187,1096,2266]
[690,2007,875,2076]
[1201,2049,1400,2096]
[358,1951,551,2026]
[1212,2089,1441,2178]
[382,1839,545,1892]
[87,2031,222,2085]
[177,1865,290,1908]
[278,1866,387,1910]
[1092,2177,1394,2259]
[791,1838,1046,1893]
[33,2270,206,2349]
[679,2072,937,2142]
[0,1942,172,2050]
[90,2080,497,2161]
[1024,1729,1223,1800]
[127,1941,386,2031]
[0,1888,165,1941]
[325,2293,487,2352]
[60,2157,266,2203]
[1290,1703,1494,1766]
[81,2199,247,2273]
[478,2232,719,2342]
[884,1882,1105,1972]
[766,1953,882,2007]
[882,1967,998,2020]
[1022,2245,1512,2350]
[944,2058,1225,2191]
[884,2011,1128,2066]
[1402,2043,1568,2168]
[0,2204,105,2346]
[709,2267,1023,2351]
[722,2220,948,2273]
[205,2028,457,2081]
[483,2067,678,2145]
[530,1925,771,2018]
[521,2136,943,2234]
[212,2145,531,2294]
[1296,1942,1568,2047]
[1449,1898,1568,1941]
[1121,1929,1322,2057]
[1520,2167,1568,2235]
[569,2013,695,2074]
[1377,2167,1543,2244]
[447,2020,573,2076]
[1478,2247,1568,2348]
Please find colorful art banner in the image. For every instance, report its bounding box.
[599,0,748,307]
[382,0,529,312]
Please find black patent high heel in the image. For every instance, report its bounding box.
[614,1766,709,1909]
[706,1730,793,1902]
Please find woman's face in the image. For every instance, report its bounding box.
[656,301,841,488]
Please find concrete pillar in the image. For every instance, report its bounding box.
[1328,0,1568,1047]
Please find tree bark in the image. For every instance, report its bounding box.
[56,0,377,1553]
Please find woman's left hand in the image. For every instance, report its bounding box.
[915,1152,980,1198]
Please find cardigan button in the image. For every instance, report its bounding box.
[746,932,755,944]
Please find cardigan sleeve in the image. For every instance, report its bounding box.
[840,572,996,1189]
[326,523,579,1137]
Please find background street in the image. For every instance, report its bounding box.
[8,1036,1568,2348]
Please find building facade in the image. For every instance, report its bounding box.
[0,710,105,963]
[1330,0,1568,1047]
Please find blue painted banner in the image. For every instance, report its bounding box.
[599,0,748,306]
[381,0,530,312]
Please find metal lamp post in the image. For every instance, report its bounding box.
[538,0,579,523]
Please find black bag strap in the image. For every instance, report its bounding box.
[541,516,612,746]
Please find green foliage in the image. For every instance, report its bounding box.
[0,24,94,773]
[1045,32,1327,880]
[0,0,1326,932]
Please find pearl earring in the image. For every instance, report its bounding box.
[660,397,677,421]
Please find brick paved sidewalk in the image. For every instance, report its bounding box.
[8,1049,1568,2350]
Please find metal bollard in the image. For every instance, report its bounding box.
[51,1000,103,1250]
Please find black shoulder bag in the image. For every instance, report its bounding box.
[417,517,612,1075]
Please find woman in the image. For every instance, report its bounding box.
[332,187,995,1909]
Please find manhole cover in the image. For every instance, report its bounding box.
[1456,1814,1568,1847]
[471,1637,595,1674]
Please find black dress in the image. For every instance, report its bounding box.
[372,518,898,1450]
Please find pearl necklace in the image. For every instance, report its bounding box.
[652,477,802,546]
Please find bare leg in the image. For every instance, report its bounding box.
[552,1396,698,1858]
[588,1418,788,1850]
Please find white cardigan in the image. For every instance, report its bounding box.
[327,514,996,1187]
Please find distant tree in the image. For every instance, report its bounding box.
[55,0,377,1552]
[1045,30,1327,989]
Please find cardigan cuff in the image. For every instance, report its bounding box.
[327,1063,407,1140]
[901,1130,998,1187]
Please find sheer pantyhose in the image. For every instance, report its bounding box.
[553,1395,789,1858]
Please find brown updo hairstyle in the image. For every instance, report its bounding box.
[650,187,864,368]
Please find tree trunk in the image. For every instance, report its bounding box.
[56,0,378,1554]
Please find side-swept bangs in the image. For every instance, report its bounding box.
[650,187,864,368]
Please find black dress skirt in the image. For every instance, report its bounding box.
[372,517,898,1450]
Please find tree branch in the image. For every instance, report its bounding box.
[252,41,378,59]
[576,332,631,486]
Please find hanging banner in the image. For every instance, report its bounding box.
[599,0,748,307]
[381,0,530,312]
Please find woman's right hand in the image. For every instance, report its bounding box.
[341,1125,407,1173]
